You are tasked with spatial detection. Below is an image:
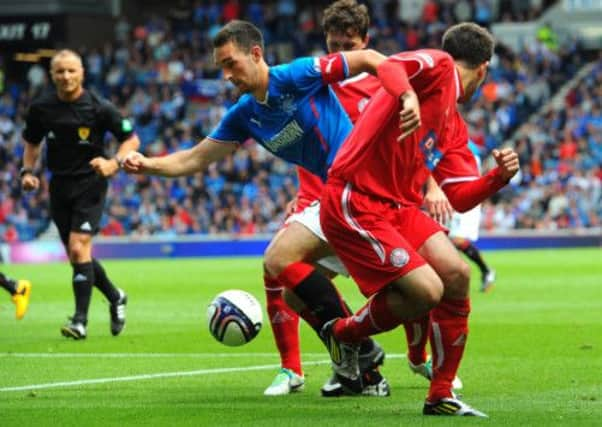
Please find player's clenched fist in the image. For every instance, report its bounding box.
[90,157,119,177]
[21,174,40,192]
[492,148,520,181]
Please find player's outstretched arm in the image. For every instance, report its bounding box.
[341,49,387,77]
[123,137,236,177]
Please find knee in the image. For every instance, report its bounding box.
[423,279,444,310]
[264,246,285,277]
[68,240,91,264]
[264,243,301,278]
[442,259,471,297]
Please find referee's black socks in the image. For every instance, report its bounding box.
[72,262,94,324]
[92,258,120,303]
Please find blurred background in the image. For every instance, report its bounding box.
[0,0,600,259]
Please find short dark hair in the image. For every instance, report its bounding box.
[213,20,264,52]
[442,22,495,69]
[322,0,370,39]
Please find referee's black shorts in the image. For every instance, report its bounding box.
[49,174,108,246]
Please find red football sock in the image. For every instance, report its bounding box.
[333,291,403,343]
[277,262,314,290]
[428,298,470,401]
[265,275,302,376]
[403,313,430,365]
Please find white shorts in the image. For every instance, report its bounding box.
[448,205,482,242]
[286,201,349,277]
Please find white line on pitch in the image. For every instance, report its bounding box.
[0,352,329,358]
[0,354,405,393]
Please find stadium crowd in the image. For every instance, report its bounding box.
[0,0,599,241]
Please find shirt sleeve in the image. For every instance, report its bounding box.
[377,50,454,99]
[439,167,509,213]
[433,144,480,189]
[434,143,509,212]
[207,103,246,144]
[101,100,135,142]
[22,104,46,144]
[277,54,349,93]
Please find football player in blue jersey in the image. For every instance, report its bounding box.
[124,18,392,395]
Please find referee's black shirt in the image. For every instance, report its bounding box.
[23,90,134,177]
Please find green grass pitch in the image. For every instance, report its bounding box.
[1,247,601,426]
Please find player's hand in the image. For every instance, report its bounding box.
[90,157,119,177]
[21,174,40,192]
[397,90,421,142]
[122,151,148,173]
[424,185,453,225]
[492,148,520,181]
[285,197,298,217]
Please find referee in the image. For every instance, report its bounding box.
[21,49,140,339]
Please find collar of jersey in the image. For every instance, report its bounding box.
[257,89,270,106]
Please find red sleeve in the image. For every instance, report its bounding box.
[433,142,480,186]
[442,168,509,212]
[376,50,453,99]
[317,53,348,85]
[434,141,509,212]
[377,59,412,99]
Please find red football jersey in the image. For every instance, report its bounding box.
[296,73,381,210]
[328,49,479,206]
[331,72,381,123]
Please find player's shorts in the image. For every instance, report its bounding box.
[447,205,481,242]
[320,179,443,297]
[286,200,349,277]
[49,174,108,246]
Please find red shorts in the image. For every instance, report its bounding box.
[320,179,444,297]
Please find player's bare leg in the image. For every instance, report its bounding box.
[262,227,304,396]
[451,236,495,292]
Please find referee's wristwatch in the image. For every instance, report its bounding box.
[114,155,125,169]
[19,167,34,179]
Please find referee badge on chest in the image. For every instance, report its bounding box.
[78,127,90,144]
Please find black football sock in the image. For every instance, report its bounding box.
[292,270,350,330]
[92,258,120,303]
[72,262,94,324]
[462,243,489,275]
[0,272,17,295]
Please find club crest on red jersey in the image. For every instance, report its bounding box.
[390,248,409,267]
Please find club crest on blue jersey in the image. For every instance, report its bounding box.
[419,130,443,171]
[278,93,297,115]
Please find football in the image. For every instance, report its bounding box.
[207,290,263,346]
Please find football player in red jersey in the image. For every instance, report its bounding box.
[319,23,519,416]
[265,0,462,397]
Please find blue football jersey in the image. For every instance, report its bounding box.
[208,54,353,181]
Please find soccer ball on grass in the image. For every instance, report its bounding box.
[207,290,263,346]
